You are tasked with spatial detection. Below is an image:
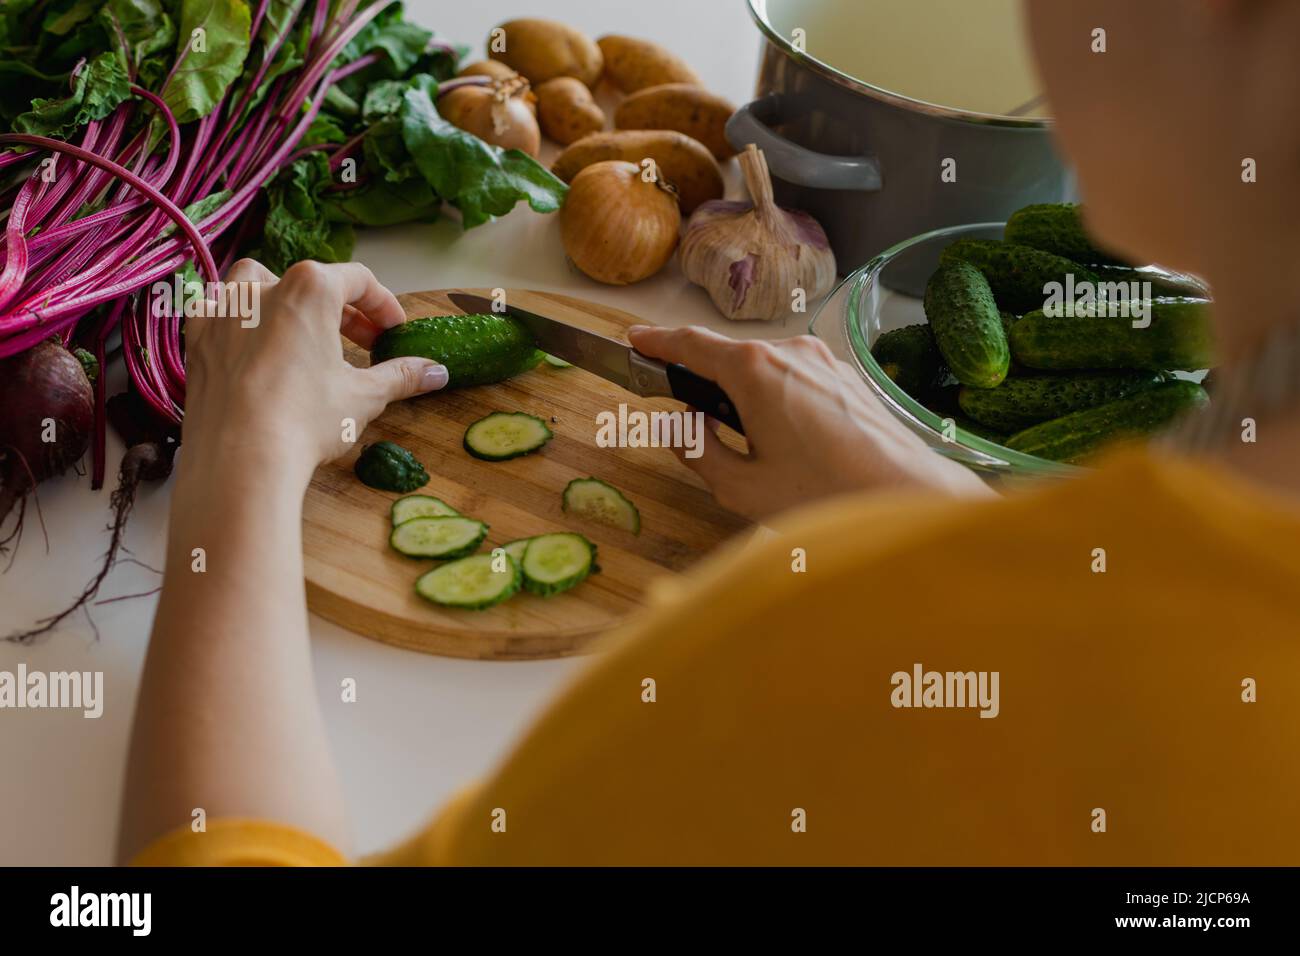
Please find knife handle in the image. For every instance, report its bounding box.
[666,363,745,435]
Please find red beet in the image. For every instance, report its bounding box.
[0,339,93,528]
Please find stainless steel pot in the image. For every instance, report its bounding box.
[729,0,1074,295]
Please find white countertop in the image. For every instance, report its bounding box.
[0,0,796,864]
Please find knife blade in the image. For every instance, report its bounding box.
[446,292,744,435]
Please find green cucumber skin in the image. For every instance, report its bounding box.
[370,314,545,389]
[922,260,1010,389]
[940,238,1101,314]
[870,324,947,396]
[958,371,1165,433]
[389,517,488,560]
[415,555,521,610]
[1003,203,1127,266]
[1010,300,1215,372]
[354,441,428,493]
[521,533,597,597]
[1092,265,1208,300]
[1004,380,1209,463]
[463,412,553,461]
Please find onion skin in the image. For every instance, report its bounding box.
[0,340,93,521]
[560,161,682,285]
[439,80,541,157]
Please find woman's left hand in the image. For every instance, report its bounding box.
[181,258,448,483]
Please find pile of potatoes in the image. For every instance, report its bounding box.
[449,19,738,284]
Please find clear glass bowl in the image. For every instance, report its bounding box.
[810,222,1206,480]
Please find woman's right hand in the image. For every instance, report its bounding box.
[627,326,992,520]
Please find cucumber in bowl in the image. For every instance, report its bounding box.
[834,207,1216,472]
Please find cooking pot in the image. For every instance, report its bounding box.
[729,0,1074,295]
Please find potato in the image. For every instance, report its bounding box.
[552,130,723,214]
[489,19,602,87]
[596,35,701,93]
[535,78,605,146]
[614,83,736,161]
[458,60,519,82]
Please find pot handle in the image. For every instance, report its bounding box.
[726,95,882,192]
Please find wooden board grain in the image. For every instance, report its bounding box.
[302,289,751,660]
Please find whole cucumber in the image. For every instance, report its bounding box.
[370,313,545,388]
[870,323,947,396]
[1004,203,1127,266]
[958,370,1165,432]
[940,238,1101,314]
[1004,380,1209,463]
[922,260,1010,388]
[1010,300,1215,372]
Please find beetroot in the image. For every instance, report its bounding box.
[0,340,93,529]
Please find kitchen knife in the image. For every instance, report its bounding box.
[447,292,744,435]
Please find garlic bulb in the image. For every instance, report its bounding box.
[680,144,836,320]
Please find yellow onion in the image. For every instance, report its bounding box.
[438,75,540,157]
[560,160,681,285]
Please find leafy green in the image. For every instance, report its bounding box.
[159,189,231,238]
[99,0,177,86]
[260,152,356,273]
[12,52,132,139]
[321,176,440,228]
[162,0,252,124]
[398,77,567,228]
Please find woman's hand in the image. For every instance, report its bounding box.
[181,258,447,485]
[627,326,992,519]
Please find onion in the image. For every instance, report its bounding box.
[559,160,682,285]
[438,76,541,157]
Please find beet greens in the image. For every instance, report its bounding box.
[0,0,568,637]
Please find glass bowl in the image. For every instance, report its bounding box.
[810,222,1206,480]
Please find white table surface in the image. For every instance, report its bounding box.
[0,0,809,865]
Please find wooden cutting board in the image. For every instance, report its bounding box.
[302,289,752,660]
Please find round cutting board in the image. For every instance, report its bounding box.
[302,289,752,660]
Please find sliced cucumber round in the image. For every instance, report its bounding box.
[416,553,520,609]
[464,412,553,461]
[391,494,459,526]
[543,353,572,368]
[390,516,487,559]
[562,478,640,534]
[521,532,597,597]
[500,538,533,563]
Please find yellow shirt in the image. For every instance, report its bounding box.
[133,450,1300,866]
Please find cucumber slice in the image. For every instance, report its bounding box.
[543,353,572,368]
[501,538,532,563]
[464,412,554,461]
[562,478,640,534]
[416,553,521,609]
[391,494,459,526]
[520,532,597,596]
[390,516,487,559]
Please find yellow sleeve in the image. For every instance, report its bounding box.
[134,450,1300,865]
[130,819,348,866]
